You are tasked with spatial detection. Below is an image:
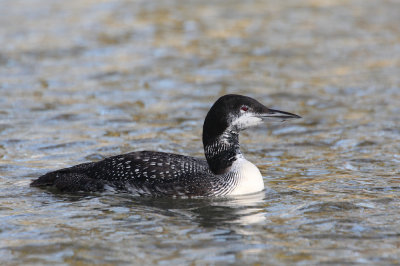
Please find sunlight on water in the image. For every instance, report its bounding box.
[1,0,399,264]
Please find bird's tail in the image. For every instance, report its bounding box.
[30,171,58,187]
[30,162,104,192]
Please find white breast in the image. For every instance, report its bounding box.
[228,157,264,196]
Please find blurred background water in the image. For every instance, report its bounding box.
[0,0,399,264]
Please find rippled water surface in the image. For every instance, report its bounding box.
[1,0,400,264]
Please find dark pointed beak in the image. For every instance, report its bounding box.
[258,108,301,120]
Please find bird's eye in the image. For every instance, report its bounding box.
[240,106,248,112]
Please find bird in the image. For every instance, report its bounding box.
[31,94,301,197]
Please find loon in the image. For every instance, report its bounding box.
[31,94,300,197]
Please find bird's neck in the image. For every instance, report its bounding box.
[203,130,241,174]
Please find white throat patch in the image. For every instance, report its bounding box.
[231,112,263,130]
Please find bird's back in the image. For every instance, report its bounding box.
[31,151,217,196]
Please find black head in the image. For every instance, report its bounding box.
[202,94,300,146]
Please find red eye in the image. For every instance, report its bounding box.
[240,106,248,111]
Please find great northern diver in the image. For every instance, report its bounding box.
[31,94,300,197]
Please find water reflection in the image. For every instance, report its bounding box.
[46,190,268,227]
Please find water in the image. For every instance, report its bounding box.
[1,0,399,264]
